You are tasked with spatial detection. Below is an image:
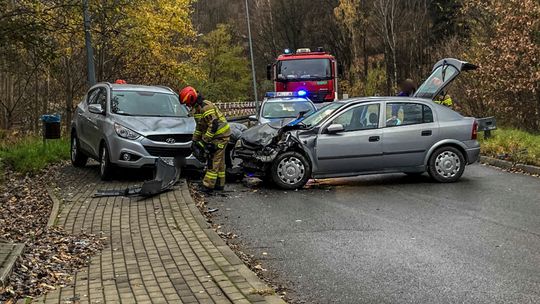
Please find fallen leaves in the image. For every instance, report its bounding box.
[0,164,104,301]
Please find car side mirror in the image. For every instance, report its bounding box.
[248,115,257,121]
[326,123,344,134]
[88,104,105,115]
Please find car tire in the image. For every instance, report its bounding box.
[99,143,113,181]
[270,151,311,190]
[427,146,465,183]
[71,133,88,168]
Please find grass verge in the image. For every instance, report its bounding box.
[0,137,70,174]
[480,128,540,167]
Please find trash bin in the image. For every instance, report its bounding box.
[41,114,61,139]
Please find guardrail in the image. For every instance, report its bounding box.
[216,102,256,123]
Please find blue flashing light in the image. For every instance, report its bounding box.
[265,92,277,98]
[297,90,308,97]
[284,48,291,54]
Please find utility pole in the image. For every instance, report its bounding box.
[83,0,96,86]
[245,0,259,114]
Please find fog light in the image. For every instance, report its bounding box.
[122,153,131,161]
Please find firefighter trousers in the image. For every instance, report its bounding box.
[202,137,229,189]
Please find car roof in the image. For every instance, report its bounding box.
[94,83,176,94]
[339,96,433,104]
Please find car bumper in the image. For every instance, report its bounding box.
[463,140,480,164]
[107,135,204,169]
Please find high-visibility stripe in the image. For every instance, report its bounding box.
[193,114,203,118]
[217,143,225,149]
[205,131,214,138]
[193,130,202,135]
[214,124,230,136]
[205,172,218,179]
[218,172,226,177]
[202,109,215,117]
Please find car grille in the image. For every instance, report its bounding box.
[146,134,192,143]
[143,146,192,157]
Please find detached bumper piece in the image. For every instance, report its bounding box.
[94,158,179,198]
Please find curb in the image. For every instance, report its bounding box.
[480,156,540,176]
[181,182,287,304]
[46,187,62,227]
[0,243,24,288]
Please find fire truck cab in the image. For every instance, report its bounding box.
[267,48,339,103]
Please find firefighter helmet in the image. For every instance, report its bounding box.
[179,86,198,106]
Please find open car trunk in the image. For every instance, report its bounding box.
[413,58,478,100]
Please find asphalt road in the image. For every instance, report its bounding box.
[205,164,540,304]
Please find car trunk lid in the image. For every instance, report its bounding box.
[413,58,478,100]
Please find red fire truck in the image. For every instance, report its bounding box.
[266,48,340,102]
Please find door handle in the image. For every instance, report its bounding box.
[369,136,380,142]
[421,130,432,136]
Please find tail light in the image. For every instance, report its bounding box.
[471,120,478,140]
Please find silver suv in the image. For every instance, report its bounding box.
[70,83,203,180]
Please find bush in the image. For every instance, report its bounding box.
[480,128,540,167]
[0,137,70,174]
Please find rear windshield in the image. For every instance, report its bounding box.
[111,91,189,117]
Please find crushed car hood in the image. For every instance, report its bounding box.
[113,115,196,136]
[241,122,283,146]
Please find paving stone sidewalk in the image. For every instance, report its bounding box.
[38,166,284,304]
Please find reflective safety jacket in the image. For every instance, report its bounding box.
[191,100,231,143]
[434,94,453,107]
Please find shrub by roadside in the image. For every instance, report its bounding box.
[0,136,70,174]
[480,128,540,167]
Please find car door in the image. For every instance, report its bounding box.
[382,102,438,168]
[315,103,383,175]
[85,86,109,157]
[77,88,100,154]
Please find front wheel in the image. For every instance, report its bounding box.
[270,152,311,190]
[99,144,113,181]
[71,134,88,167]
[427,146,465,183]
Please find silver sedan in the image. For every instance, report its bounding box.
[234,58,481,189]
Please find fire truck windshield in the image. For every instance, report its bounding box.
[277,59,331,81]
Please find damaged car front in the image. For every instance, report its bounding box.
[233,103,343,178]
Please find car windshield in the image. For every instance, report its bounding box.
[300,103,343,127]
[277,59,331,80]
[262,100,316,119]
[111,91,189,117]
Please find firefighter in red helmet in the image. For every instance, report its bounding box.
[179,86,230,192]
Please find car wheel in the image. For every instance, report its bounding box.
[71,134,88,167]
[428,146,465,183]
[270,151,311,190]
[99,143,113,181]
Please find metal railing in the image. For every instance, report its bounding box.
[216,102,256,122]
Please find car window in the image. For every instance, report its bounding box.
[95,88,107,110]
[111,91,189,117]
[262,101,315,118]
[386,103,433,127]
[415,65,459,98]
[330,104,380,132]
[86,88,100,105]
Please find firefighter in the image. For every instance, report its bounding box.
[431,77,453,107]
[179,86,231,192]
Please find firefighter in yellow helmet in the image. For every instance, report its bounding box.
[179,86,231,192]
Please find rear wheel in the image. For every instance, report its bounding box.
[71,133,88,167]
[270,152,311,190]
[99,143,113,181]
[427,146,465,183]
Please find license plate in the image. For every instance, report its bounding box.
[161,157,175,166]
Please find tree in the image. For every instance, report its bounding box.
[193,24,251,102]
[462,0,540,131]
